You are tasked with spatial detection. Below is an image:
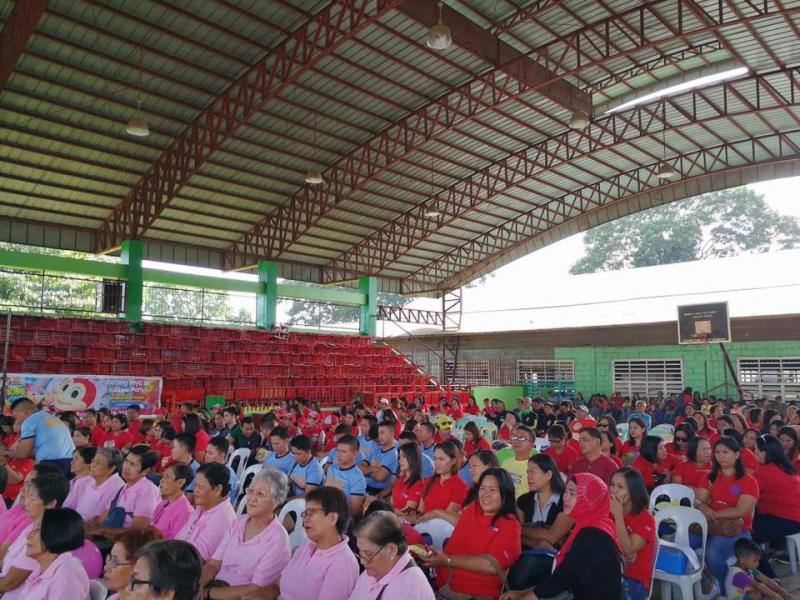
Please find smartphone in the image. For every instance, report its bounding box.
[408,544,433,558]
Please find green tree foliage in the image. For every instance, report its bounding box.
[142,284,253,324]
[570,187,800,274]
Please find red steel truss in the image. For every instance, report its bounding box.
[402,128,800,293]
[231,0,797,274]
[0,0,50,91]
[93,0,407,253]
[377,305,445,327]
[321,66,800,284]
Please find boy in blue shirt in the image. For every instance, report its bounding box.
[359,422,397,497]
[325,433,366,516]
[287,434,324,497]
[264,425,295,475]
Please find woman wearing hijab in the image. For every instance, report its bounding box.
[500,473,622,600]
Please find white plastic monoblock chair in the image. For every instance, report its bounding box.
[237,463,263,499]
[479,422,498,441]
[786,532,800,574]
[649,483,695,513]
[278,498,308,555]
[415,518,455,550]
[226,448,251,480]
[318,455,329,468]
[88,580,107,600]
[652,505,707,600]
[235,493,248,516]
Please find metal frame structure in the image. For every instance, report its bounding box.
[1,0,800,298]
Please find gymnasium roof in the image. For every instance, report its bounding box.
[1,0,800,294]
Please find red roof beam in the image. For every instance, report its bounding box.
[0,0,49,91]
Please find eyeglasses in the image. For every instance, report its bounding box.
[674,437,688,443]
[301,508,325,519]
[510,435,530,442]
[358,544,387,564]
[128,577,152,591]
[107,557,132,568]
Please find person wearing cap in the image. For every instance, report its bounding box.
[568,405,598,439]
[302,412,325,455]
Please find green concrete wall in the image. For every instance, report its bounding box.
[555,340,800,398]
[471,385,524,410]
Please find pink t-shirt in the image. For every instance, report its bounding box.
[0,522,39,600]
[212,515,290,586]
[348,551,434,600]
[175,500,236,561]
[0,505,30,544]
[20,552,89,600]
[64,473,125,521]
[152,495,193,539]
[117,477,161,527]
[278,537,359,600]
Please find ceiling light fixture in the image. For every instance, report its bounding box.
[424,210,441,218]
[656,162,678,180]
[305,169,323,185]
[656,106,679,180]
[569,110,590,129]
[426,2,452,50]
[126,46,150,137]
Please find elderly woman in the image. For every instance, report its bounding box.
[19,508,88,599]
[68,446,95,488]
[422,468,521,599]
[152,462,194,539]
[349,510,434,600]
[127,539,202,600]
[0,471,69,599]
[255,486,360,600]
[64,447,125,522]
[103,527,165,600]
[199,468,290,599]
[175,463,236,561]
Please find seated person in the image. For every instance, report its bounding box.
[228,416,262,467]
[399,432,434,476]
[543,424,578,476]
[171,433,201,500]
[631,435,681,491]
[64,447,125,522]
[726,538,792,600]
[260,486,360,600]
[359,422,398,498]
[501,425,538,497]
[152,463,194,539]
[264,425,295,474]
[508,455,573,591]
[421,468,521,599]
[19,507,88,599]
[408,440,467,523]
[462,449,499,507]
[175,463,236,561]
[350,510,434,600]
[102,527,164,600]
[287,434,325,497]
[324,434,366,516]
[502,473,622,600]
[199,468,290,599]
[391,443,425,515]
[128,539,202,600]
[672,436,712,493]
[569,426,619,485]
[204,436,238,505]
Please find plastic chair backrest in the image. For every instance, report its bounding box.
[236,494,248,516]
[414,518,455,551]
[534,437,550,452]
[318,455,329,468]
[227,448,251,480]
[649,483,695,513]
[479,423,497,441]
[88,579,107,600]
[653,505,707,568]
[238,464,263,496]
[278,497,308,554]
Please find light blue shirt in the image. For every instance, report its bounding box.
[20,411,74,462]
[184,460,201,492]
[363,443,398,490]
[421,452,435,478]
[459,460,472,487]
[357,435,375,458]
[326,447,365,466]
[326,463,366,500]
[628,412,652,430]
[420,442,436,461]
[226,464,238,504]
[288,457,325,496]
[264,451,295,475]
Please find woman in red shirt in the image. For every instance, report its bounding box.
[463,422,491,457]
[464,396,481,416]
[391,443,424,514]
[600,431,622,467]
[543,424,579,475]
[777,426,799,468]
[753,434,800,559]
[597,416,623,456]
[610,467,655,600]
[692,412,715,440]
[665,423,694,458]
[631,435,681,491]
[410,440,468,522]
[620,418,647,466]
[696,436,760,588]
[498,412,519,442]
[103,414,134,450]
[672,436,712,492]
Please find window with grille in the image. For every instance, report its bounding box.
[444,361,490,386]
[738,357,800,400]
[612,359,683,397]
[517,360,575,383]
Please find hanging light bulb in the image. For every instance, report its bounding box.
[426,2,452,50]
[305,169,323,185]
[126,100,150,137]
[569,110,590,129]
[656,162,678,180]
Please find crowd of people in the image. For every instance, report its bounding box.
[1,388,799,599]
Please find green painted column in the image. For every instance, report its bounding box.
[256,261,278,329]
[120,240,143,328]
[359,275,377,336]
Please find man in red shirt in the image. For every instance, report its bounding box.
[569,427,619,485]
[126,404,144,443]
[84,408,107,448]
[568,405,598,439]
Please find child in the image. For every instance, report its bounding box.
[725,539,793,600]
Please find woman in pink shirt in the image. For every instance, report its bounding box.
[152,463,194,539]
[0,467,69,599]
[102,527,164,600]
[64,447,125,522]
[350,511,434,600]
[273,486,360,600]
[175,463,236,561]
[20,508,89,600]
[68,446,95,493]
[200,468,291,599]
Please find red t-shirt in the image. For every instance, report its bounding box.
[568,454,619,485]
[90,425,107,448]
[543,445,579,474]
[498,425,511,441]
[620,441,641,464]
[741,448,760,472]
[437,502,521,597]
[464,438,491,456]
[569,417,597,437]
[665,442,687,459]
[151,441,173,473]
[464,405,480,415]
[3,458,34,502]
[193,429,210,457]
[421,475,468,512]
[391,475,424,511]
[632,454,683,489]
[624,509,656,588]
[672,461,711,489]
[103,430,134,450]
[128,419,144,443]
[753,463,800,522]
[701,472,760,530]
[567,438,581,454]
